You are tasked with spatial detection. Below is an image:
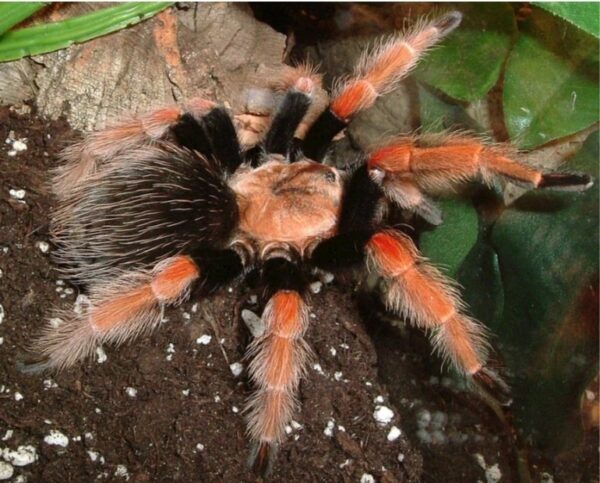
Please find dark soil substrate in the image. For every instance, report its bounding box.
[0,106,597,483]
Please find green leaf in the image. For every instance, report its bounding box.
[419,199,479,278]
[503,10,599,149]
[418,83,483,133]
[415,3,516,102]
[533,2,600,39]
[0,2,173,63]
[490,130,599,449]
[0,2,49,36]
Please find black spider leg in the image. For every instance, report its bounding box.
[263,89,312,161]
[311,163,383,272]
[301,107,347,162]
[243,88,312,166]
[187,246,247,296]
[171,106,243,175]
[260,255,308,301]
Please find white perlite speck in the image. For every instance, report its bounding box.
[1,431,12,442]
[44,430,69,447]
[114,464,130,480]
[360,474,376,483]
[95,346,107,364]
[312,363,325,375]
[0,304,4,324]
[1,445,38,466]
[196,334,212,345]
[373,405,394,425]
[540,472,554,483]
[43,379,58,390]
[0,461,13,480]
[12,140,27,152]
[229,362,244,377]
[323,419,335,437]
[474,454,502,483]
[13,392,23,402]
[485,464,502,483]
[125,387,137,398]
[166,343,175,361]
[0,460,16,483]
[8,189,25,200]
[309,281,322,294]
[36,241,50,253]
[195,443,205,452]
[241,309,265,337]
[387,426,401,441]
[87,450,101,462]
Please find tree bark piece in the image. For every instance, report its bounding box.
[0,3,286,131]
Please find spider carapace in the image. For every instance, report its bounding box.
[25,11,592,474]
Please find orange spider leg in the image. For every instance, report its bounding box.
[246,290,310,474]
[54,98,215,198]
[331,12,462,121]
[30,255,200,372]
[368,136,544,190]
[367,231,493,381]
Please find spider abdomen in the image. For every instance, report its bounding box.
[52,144,238,285]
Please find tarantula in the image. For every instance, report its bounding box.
[26,11,591,474]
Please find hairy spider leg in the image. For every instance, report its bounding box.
[302,11,463,161]
[263,77,314,158]
[245,258,310,476]
[25,256,200,372]
[54,98,215,198]
[367,135,594,203]
[172,106,243,175]
[24,248,246,374]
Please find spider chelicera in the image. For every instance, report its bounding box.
[26,10,591,473]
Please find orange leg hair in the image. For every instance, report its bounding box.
[368,134,546,192]
[330,11,462,121]
[245,290,310,474]
[53,98,215,199]
[29,255,200,372]
[367,231,491,379]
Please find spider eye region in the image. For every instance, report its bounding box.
[230,158,342,250]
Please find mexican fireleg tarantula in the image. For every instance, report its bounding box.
[26,11,592,473]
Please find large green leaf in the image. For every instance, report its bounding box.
[420,199,479,278]
[490,130,599,449]
[0,2,49,36]
[0,3,173,62]
[503,10,599,149]
[533,2,600,39]
[415,3,516,102]
[418,83,483,133]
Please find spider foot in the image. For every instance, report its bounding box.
[249,441,278,477]
[472,367,512,406]
[539,171,594,191]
